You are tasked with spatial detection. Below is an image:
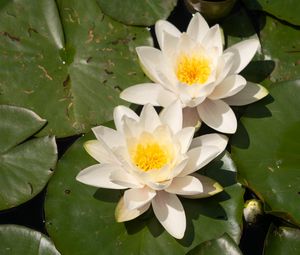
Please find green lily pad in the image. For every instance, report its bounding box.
[231,80,300,225]
[0,0,151,138]
[0,105,57,211]
[186,233,243,255]
[259,15,300,83]
[263,224,300,255]
[221,6,274,87]
[242,0,300,26]
[0,225,60,255]
[96,0,177,26]
[45,132,244,255]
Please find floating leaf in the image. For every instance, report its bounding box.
[232,80,300,225]
[259,15,300,83]
[263,224,300,255]
[0,0,151,137]
[220,6,275,87]
[242,0,300,26]
[0,105,57,211]
[0,225,60,255]
[45,132,244,255]
[186,233,243,255]
[96,0,177,26]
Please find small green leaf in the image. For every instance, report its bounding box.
[186,233,243,255]
[0,105,57,211]
[0,225,60,255]
[264,224,300,255]
[45,133,244,255]
[232,80,300,225]
[96,0,177,26]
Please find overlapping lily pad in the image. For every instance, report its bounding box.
[0,105,57,211]
[263,224,300,255]
[259,15,300,83]
[186,233,243,255]
[0,0,151,137]
[231,80,300,225]
[96,0,177,26]
[0,225,60,255]
[45,132,244,255]
[242,0,300,26]
[221,6,275,87]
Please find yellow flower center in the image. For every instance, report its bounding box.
[133,142,169,171]
[176,54,211,85]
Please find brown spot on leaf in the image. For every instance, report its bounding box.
[0,31,20,42]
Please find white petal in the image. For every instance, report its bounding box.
[223,82,269,106]
[175,127,195,154]
[140,104,161,132]
[120,83,177,108]
[84,140,119,164]
[166,176,203,195]
[197,99,237,134]
[187,12,209,42]
[161,30,180,57]
[202,24,223,55]
[225,39,260,74]
[171,157,189,178]
[124,187,156,210]
[115,197,150,222]
[182,107,201,128]
[179,145,220,176]
[152,191,186,239]
[92,126,124,149]
[76,164,127,189]
[159,100,182,134]
[214,52,235,86]
[113,105,139,133]
[209,75,247,100]
[182,173,223,199]
[136,46,177,86]
[110,170,143,189]
[155,20,181,50]
[190,133,228,155]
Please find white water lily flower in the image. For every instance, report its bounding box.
[120,13,268,133]
[76,101,227,239]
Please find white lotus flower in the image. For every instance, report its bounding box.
[76,101,227,239]
[120,13,268,134]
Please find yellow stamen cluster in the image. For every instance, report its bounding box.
[133,143,169,171]
[176,54,211,85]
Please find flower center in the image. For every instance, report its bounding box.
[176,54,211,85]
[133,142,169,171]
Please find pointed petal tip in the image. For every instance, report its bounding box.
[208,182,224,196]
[115,197,150,222]
[256,85,269,99]
[83,140,97,153]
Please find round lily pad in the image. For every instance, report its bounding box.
[45,132,244,255]
[0,105,57,211]
[0,224,60,255]
[232,80,300,225]
[0,0,151,138]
